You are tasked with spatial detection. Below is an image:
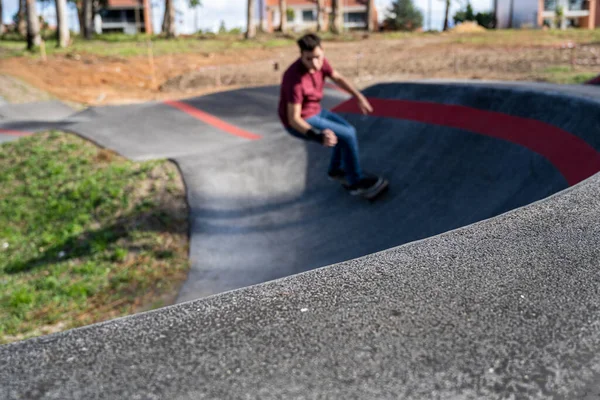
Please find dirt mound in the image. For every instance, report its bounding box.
[451,21,486,33]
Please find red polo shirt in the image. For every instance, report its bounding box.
[278,58,334,128]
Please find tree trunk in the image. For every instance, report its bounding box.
[493,0,498,28]
[508,0,514,28]
[0,0,3,34]
[162,0,176,37]
[246,0,255,38]
[134,0,140,34]
[331,0,343,34]
[18,0,27,36]
[316,0,323,32]
[26,0,41,50]
[76,0,84,34]
[82,0,92,39]
[365,0,374,32]
[443,0,450,31]
[258,0,264,32]
[55,0,70,47]
[278,0,286,32]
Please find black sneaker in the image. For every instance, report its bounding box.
[346,175,385,196]
[327,169,348,185]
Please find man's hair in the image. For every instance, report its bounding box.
[297,34,321,52]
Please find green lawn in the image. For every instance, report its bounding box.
[0,32,299,58]
[0,132,189,344]
[541,65,597,84]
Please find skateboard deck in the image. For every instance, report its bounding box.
[361,179,389,201]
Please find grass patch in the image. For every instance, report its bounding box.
[538,64,597,84]
[0,33,298,58]
[4,29,600,59]
[0,131,189,344]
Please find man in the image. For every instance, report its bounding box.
[278,33,387,198]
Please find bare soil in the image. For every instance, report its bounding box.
[1,32,599,106]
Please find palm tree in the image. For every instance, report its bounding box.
[331,0,343,34]
[162,0,176,37]
[18,0,27,36]
[258,0,264,32]
[55,0,70,47]
[316,0,324,32]
[246,0,256,38]
[493,0,498,28]
[82,0,92,39]
[365,0,374,32]
[279,0,287,32]
[442,0,450,31]
[25,0,41,50]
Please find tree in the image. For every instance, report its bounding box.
[0,0,3,34]
[365,0,374,32]
[508,0,514,28]
[442,0,450,31]
[18,0,27,36]
[189,0,202,34]
[26,0,41,50]
[55,0,70,47]
[245,0,255,38]
[258,0,264,32]
[316,0,324,32]
[331,0,343,34]
[162,0,175,37]
[453,1,475,25]
[278,0,286,32]
[82,0,92,39]
[475,11,494,29]
[385,0,423,31]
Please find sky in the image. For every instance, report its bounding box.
[1,0,494,34]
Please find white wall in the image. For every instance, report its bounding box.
[497,0,539,28]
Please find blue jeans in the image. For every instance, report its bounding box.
[285,109,363,186]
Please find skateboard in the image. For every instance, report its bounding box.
[360,178,389,202]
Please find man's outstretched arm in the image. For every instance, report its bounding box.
[329,70,373,115]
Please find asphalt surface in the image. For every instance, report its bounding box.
[1,81,600,398]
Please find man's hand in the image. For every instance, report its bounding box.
[322,129,338,147]
[358,96,373,115]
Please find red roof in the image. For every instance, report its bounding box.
[107,0,142,8]
[266,0,369,7]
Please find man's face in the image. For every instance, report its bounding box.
[300,46,324,73]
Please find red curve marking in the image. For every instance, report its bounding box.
[164,100,262,141]
[333,97,600,186]
[0,129,31,136]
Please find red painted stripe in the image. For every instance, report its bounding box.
[164,100,261,141]
[333,97,600,186]
[0,128,30,136]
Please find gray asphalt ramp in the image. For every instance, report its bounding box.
[3,81,600,399]
[176,82,600,302]
[0,100,74,144]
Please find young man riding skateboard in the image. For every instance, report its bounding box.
[278,33,388,199]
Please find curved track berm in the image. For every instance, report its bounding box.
[1,81,600,399]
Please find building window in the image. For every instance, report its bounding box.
[302,10,316,22]
[544,0,557,10]
[345,12,366,24]
[568,0,587,11]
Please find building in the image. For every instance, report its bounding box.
[496,0,598,29]
[265,0,378,33]
[97,0,153,34]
